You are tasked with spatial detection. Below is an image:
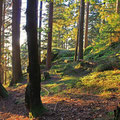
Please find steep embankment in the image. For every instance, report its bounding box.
[41,42,120,97]
[40,42,120,119]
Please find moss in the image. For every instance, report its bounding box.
[95,64,114,72]
[74,63,82,69]
[0,84,8,98]
[85,41,120,63]
[84,46,93,55]
[30,103,48,118]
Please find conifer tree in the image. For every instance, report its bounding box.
[46,0,53,69]
[0,0,3,83]
[84,2,89,48]
[78,0,85,60]
[11,0,22,85]
[0,0,8,98]
[25,0,46,117]
[116,0,120,13]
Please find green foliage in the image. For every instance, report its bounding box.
[84,46,93,56]
[41,76,79,96]
[41,49,59,64]
[95,63,114,72]
[85,41,120,63]
[42,1,79,50]
[76,70,120,95]
[56,49,74,58]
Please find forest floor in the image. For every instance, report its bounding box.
[0,74,119,120]
[1,45,120,120]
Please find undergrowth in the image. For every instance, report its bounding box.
[41,42,120,99]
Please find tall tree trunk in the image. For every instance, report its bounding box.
[25,0,46,117]
[84,2,89,48]
[38,0,43,63]
[11,0,22,85]
[116,0,120,13]
[0,0,3,83]
[74,6,80,62]
[46,1,53,69]
[78,0,85,60]
[0,0,7,98]
[1,0,6,84]
[74,29,79,61]
[4,55,7,85]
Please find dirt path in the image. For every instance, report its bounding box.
[0,82,119,120]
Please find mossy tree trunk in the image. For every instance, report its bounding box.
[0,82,8,98]
[25,0,46,118]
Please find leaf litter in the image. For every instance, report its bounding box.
[0,83,119,120]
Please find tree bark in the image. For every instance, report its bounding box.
[0,0,3,83]
[78,0,85,60]
[116,0,120,14]
[25,0,46,117]
[114,106,120,120]
[0,82,8,98]
[11,0,22,85]
[74,28,79,61]
[84,2,89,48]
[1,0,6,84]
[46,1,53,69]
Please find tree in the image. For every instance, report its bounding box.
[46,0,53,69]
[84,2,89,48]
[1,0,6,84]
[52,2,78,49]
[42,1,79,52]
[0,0,8,98]
[78,0,85,60]
[25,0,46,117]
[116,0,120,13]
[0,0,3,83]
[74,24,79,61]
[11,0,22,85]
